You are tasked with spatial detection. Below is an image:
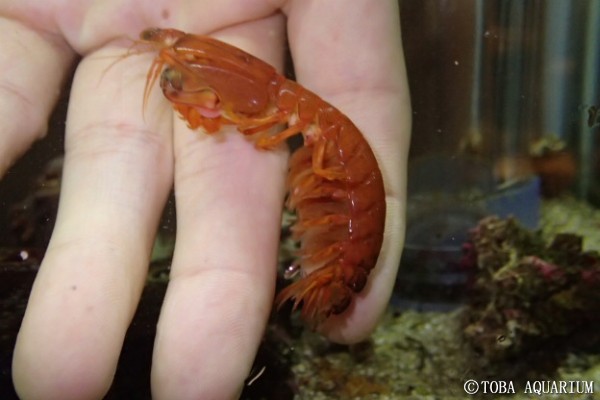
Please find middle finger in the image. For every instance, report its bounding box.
[151,20,288,399]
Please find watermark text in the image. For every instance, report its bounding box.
[463,379,594,395]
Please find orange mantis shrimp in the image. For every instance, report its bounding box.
[134,28,386,326]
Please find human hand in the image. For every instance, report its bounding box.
[3,0,410,398]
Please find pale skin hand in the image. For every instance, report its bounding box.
[2,0,410,398]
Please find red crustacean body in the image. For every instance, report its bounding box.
[136,28,386,326]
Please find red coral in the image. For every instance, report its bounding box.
[524,256,565,282]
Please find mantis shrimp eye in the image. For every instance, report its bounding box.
[160,67,183,91]
[140,27,161,41]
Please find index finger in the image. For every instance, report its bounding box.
[12,39,174,399]
[283,0,410,342]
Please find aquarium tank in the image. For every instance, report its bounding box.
[1,0,599,399]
